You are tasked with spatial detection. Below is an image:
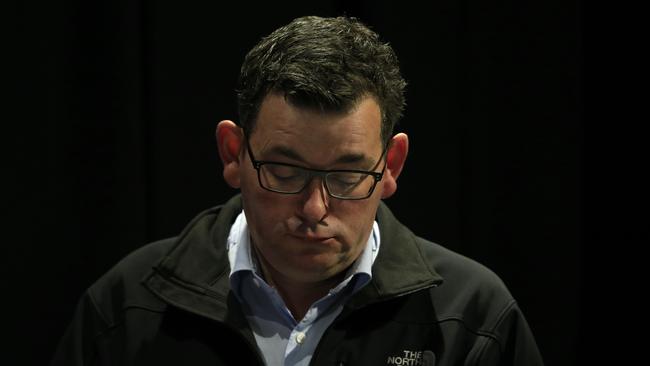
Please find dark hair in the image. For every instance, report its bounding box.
[236,16,407,145]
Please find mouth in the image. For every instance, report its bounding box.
[289,233,335,243]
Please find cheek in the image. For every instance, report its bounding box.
[241,183,294,236]
[336,200,380,244]
[240,167,275,213]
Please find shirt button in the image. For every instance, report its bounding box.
[296,332,306,344]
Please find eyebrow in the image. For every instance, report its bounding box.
[263,145,374,167]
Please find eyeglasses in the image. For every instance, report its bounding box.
[245,137,387,200]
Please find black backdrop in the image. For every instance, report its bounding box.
[9,0,586,365]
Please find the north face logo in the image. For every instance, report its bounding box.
[386,350,435,366]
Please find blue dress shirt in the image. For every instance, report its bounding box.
[227,211,380,366]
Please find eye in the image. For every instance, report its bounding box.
[327,172,365,188]
[265,164,303,181]
[331,176,359,185]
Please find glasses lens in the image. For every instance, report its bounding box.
[258,163,378,199]
[326,172,375,199]
[259,164,307,193]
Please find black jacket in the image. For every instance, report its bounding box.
[51,195,544,365]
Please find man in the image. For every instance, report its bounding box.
[52,16,544,365]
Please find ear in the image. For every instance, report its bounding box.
[216,120,244,188]
[380,133,409,199]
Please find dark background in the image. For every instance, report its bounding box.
[8,0,592,365]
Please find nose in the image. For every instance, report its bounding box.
[297,177,330,224]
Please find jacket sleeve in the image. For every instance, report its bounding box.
[478,300,545,366]
[50,291,110,366]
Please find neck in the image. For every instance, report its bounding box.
[252,247,346,321]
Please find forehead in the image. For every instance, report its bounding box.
[251,93,383,152]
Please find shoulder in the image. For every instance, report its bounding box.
[81,197,241,325]
[376,202,513,312]
[85,238,177,327]
[419,238,511,302]
[415,237,519,334]
[416,239,543,363]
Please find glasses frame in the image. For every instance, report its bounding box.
[244,136,388,200]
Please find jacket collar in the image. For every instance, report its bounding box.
[347,201,444,308]
[144,194,443,321]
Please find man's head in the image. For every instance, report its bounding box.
[217,16,409,288]
[236,15,406,147]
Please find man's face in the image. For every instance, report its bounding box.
[239,93,387,285]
